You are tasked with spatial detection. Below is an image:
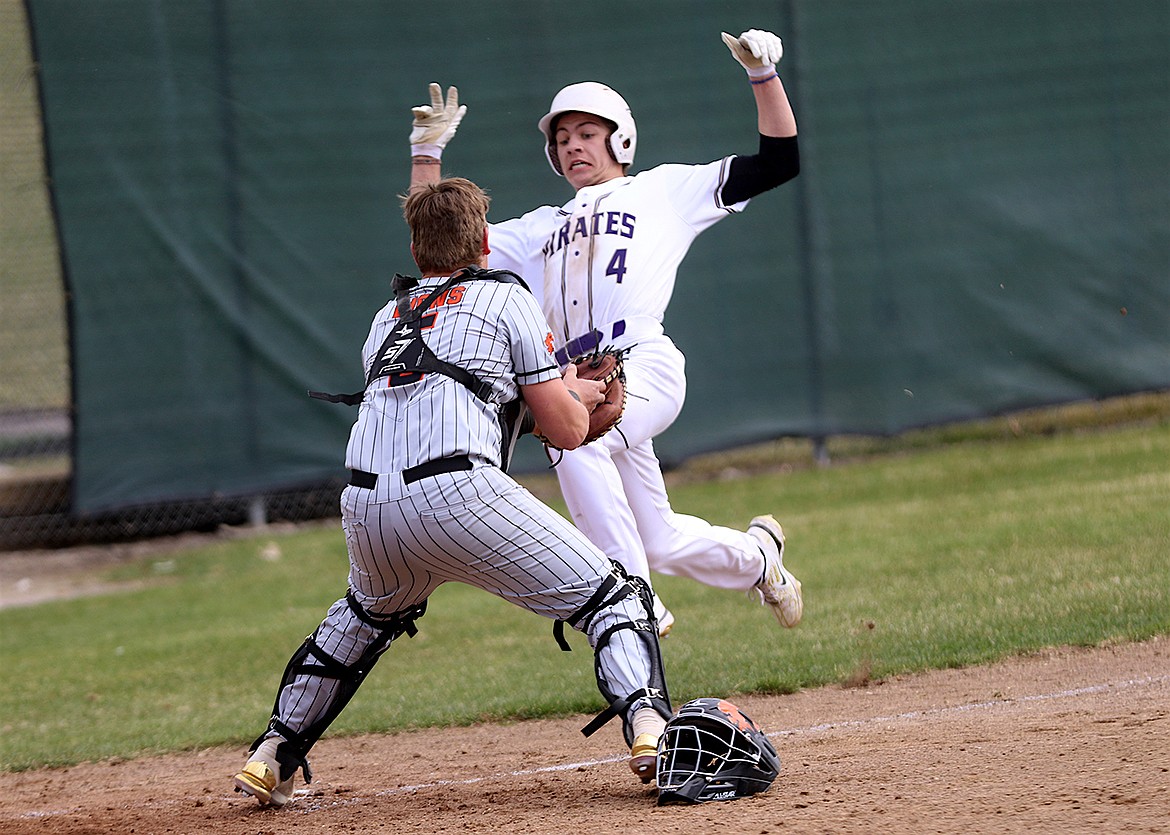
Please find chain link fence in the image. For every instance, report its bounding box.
[0,2,341,551]
[1,0,70,549]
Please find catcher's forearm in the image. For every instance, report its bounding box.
[526,350,625,450]
[521,378,593,450]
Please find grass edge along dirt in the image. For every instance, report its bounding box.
[1,406,1168,771]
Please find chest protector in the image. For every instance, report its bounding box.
[308,266,532,470]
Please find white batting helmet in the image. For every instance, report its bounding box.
[537,82,637,177]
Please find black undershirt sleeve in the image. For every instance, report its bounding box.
[720,134,800,205]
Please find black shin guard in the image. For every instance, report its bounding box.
[573,564,672,745]
[250,593,427,782]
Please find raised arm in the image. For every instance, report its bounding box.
[409,83,465,191]
[721,29,797,138]
[720,29,801,204]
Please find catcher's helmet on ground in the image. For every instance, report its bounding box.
[537,82,636,176]
[655,698,780,805]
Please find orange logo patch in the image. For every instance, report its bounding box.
[716,700,753,733]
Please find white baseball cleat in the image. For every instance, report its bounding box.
[747,515,803,628]
[652,595,675,638]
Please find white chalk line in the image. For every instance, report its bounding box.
[15,672,1168,820]
[771,673,1170,738]
[280,672,1170,815]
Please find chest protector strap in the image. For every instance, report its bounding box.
[308,267,527,406]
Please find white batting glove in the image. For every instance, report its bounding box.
[409,83,466,157]
[721,29,784,78]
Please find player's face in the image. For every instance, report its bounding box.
[554,113,624,189]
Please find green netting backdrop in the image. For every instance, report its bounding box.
[25,0,1170,514]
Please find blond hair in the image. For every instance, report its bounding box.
[401,178,490,275]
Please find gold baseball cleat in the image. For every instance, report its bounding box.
[629,732,659,783]
[233,760,293,808]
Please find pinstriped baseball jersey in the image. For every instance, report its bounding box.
[344,273,559,476]
[488,158,747,352]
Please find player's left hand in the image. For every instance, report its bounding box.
[721,29,783,72]
[410,83,466,151]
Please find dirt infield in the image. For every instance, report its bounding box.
[2,637,1166,834]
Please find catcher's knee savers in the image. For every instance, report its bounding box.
[249,591,427,785]
[554,562,672,745]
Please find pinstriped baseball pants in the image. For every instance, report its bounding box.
[274,465,656,738]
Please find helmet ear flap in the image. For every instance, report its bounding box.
[545,140,564,176]
[608,125,634,169]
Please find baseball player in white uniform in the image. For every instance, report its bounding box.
[233,178,673,807]
[408,29,803,638]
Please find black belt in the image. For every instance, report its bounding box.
[349,455,473,489]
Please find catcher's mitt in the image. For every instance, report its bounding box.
[535,349,627,449]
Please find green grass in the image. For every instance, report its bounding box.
[2,419,1169,771]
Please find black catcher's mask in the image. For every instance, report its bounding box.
[656,697,780,805]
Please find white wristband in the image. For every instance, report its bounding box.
[746,64,777,79]
[411,143,443,158]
